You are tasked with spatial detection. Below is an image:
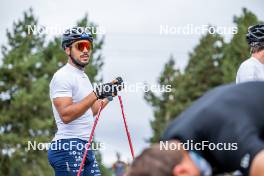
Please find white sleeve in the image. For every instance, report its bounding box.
[236,64,257,84]
[50,73,73,98]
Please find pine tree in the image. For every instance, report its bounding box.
[145,32,225,143]
[184,32,224,100]
[0,8,52,175]
[145,57,181,142]
[145,8,261,144]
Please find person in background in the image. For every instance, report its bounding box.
[236,24,264,83]
[112,152,127,176]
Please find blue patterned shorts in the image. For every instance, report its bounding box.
[48,138,101,176]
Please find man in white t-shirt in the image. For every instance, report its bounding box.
[48,27,123,176]
[236,24,264,83]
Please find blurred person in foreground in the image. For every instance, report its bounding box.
[127,82,264,176]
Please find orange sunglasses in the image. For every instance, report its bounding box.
[74,41,92,52]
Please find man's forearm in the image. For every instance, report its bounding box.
[59,92,98,123]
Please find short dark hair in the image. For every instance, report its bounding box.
[127,144,183,176]
[251,42,264,54]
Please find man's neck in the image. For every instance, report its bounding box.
[252,52,264,64]
[68,60,84,71]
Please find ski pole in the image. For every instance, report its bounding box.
[118,95,135,160]
[77,100,104,176]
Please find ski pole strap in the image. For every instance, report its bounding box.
[118,95,135,160]
[77,101,104,176]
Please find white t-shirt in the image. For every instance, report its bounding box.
[236,57,264,84]
[49,63,94,141]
